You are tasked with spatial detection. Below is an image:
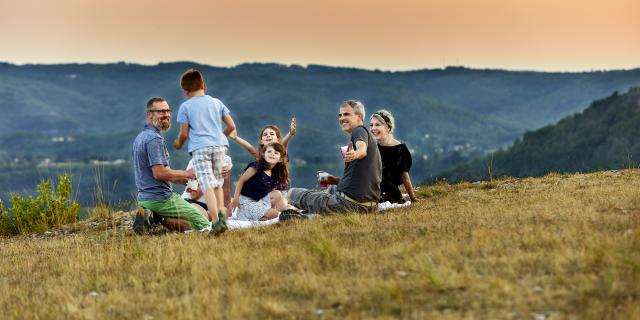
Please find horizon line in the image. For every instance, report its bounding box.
[2,60,639,74]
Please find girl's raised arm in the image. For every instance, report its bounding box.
[229,135,259,159]
[281,117,296,149]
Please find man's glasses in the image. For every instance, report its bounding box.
[149,109,172,114]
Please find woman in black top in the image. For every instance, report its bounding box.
[370,110,418,203]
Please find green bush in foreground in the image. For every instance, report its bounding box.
[0,174,80,236]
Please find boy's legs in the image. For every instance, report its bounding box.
[221,154,233,216]
[211,147,228,218]
[202,186,225,221]
[214,186,225,216]
[194,146,227,222]
[223,176,231,209]
[203,187,219,221]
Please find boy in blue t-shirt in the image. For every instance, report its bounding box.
[174,69,236,224]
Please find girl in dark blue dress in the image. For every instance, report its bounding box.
[229,143,290,220]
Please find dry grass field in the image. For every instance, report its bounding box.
[1,170,639,319]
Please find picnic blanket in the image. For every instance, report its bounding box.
[227,214,279,229]
[221,200,412,230]
[377,201,412,211]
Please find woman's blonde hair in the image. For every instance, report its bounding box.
[371,109,395,133]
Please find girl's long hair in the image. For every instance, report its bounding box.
[258,142,289,185]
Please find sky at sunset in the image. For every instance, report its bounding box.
[1,0,638,71]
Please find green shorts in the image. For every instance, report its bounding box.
[139,193,210,230]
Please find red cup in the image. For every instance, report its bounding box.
[317,171,329,188]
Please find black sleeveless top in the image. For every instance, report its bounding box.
[378,143,412,203]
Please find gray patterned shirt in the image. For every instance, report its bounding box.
[133,124,173,201]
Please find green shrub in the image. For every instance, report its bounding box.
[0,200,5,232]
[0,174,80,236]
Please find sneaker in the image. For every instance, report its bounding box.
[210,211,228,236]
[217,212,228,229]
[150,210,165,226]
[133,207,152,235]
[278,209,310,221]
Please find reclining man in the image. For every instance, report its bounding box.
[287,100,382,214]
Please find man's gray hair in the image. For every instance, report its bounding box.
[341,99,366,120]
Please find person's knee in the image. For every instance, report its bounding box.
[287,187,301,197]
[287,188,307,202]
[271,190,282,201]
[273,195,288,211]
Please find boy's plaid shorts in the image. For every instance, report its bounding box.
[192,146,227,189]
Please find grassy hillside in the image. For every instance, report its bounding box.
[442,87,640,182]
[1,170,639,318]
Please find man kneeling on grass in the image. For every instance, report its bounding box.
[132,97,227,235]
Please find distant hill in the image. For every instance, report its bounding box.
[440,87,640,182]
[1,61,640,205]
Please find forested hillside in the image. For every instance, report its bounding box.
[1,62,639,205]
[441,87,640,182]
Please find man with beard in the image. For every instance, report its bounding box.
[132,97,227,235]
[286,100,382,214]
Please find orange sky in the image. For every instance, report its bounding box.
[0,0,638,71]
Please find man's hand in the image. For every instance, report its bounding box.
[152,165,195,185]
[343,142,357,162]
[185,168,196,180]
[326,175,340,185]
[343,141,368,163]
[175,168,196,185]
